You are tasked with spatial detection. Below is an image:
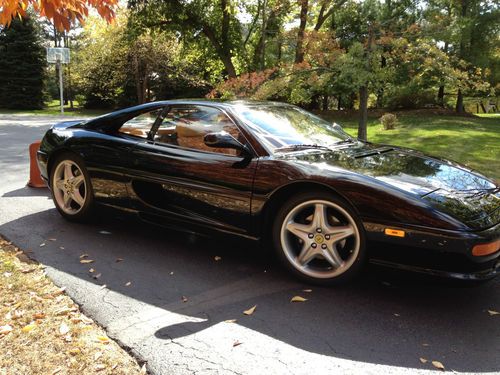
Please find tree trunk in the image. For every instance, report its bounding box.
[437,85,445,107]
[295,0,308,64]
[337,95,341,110]
[358,86,368,141]
[455,89,464,113]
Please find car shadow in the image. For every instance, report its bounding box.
[2,186,51,198]
[0,206,498,373]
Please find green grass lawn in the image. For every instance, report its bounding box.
[321,112,500,180]
[0,100,106,117]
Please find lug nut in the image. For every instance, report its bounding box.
[311,243,317,248]
[308,233,314,238]
[325,235,330,240]
[321,244,327,249]
[316,228,322,233]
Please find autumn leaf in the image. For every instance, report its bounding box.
[116,258,123,263]
[419,357,428,364]
[40,243,46,247]
[80,259,94,264]
[95,364,106,371]
[302,289,312,293]
[125,281,131,286]
[290,296,307,302]
[33,312,46,320]
[100,284,107,290]
[243,305,257,315]
[182,296,188,303]
[68,348,81,356]
[487,310,499,316]
[432,361,445,371]
[233,340,243,347]
[93,273,102,279]
[214,256,222,261]
[79,254,89,259]
[224,319,237,323]
[89,268,95,273]
[140,364,147,374]
[48,238,57,241]
[53,287,66,296]
[22,323,36,332]
[99,231,112,235]
[96,335,110,344]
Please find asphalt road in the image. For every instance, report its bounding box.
[0,114,499,375]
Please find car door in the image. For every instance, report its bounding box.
[84,106,165,208]
[127,104,259,236]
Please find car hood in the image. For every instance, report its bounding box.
[277,142,499,229]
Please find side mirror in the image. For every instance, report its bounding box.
[204,131,251,156]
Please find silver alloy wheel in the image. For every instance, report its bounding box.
[52,160,86,215]
[280,199,360,279]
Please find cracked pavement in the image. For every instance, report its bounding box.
[0,114,499,374]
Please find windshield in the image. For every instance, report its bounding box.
[233,104,352,153]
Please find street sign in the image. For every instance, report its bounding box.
[47,48,70,114]
[47,47,70,64]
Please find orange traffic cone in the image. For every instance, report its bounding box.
[27,141,47,188]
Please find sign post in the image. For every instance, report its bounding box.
[47,48,70,114]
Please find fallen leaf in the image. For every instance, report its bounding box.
[233,340,243,347]
[214,256,222,261]
[381,281,391,287]
[487,310,499,316]
[59,322,70,335]
[432,361,445,371]
[116,258,123,262]
[182,296,188,303]
[95,364,106,371]
[422,343,430,347]
[68,348,81,356]
[93,273,102,280]
[48,238,57,241]
[99,231,112,235]
[80,315,93,325]
[21,267,36,273]
[89,268,95,273]
[3,272,12,278]
[53,287,66,295]
[224,319,237,323]
[140,364,147,374]
[243,305,257,315]
[52,368,62,375]
[96,335,110,344]
[290,296,307,303]
[13,310,24,319]
[5,311,11,320]
[59,246,65,250]
[94,352,103,361]
[302,289,312,293]
[111,364,118,370]
[394,313,400,317]
[79,254,89,259]
[33,312,46,320]
[125,281,131,286]
[0,325,13,335]
[100,284,107,290]
[54,307,72,316]
[419,357,428,364]
[170,271,174,275]
[39,243,46,247]
[80,259,94,264]
[22,323,36,333]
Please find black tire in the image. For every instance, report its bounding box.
[49,152,94,222]
[272,191,366,285]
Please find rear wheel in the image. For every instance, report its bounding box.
[50,153,94,222]
[273,191,366,285]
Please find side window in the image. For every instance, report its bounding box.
[155,105,244,156]
[118,109,163,138]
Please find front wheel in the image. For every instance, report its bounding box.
[50,153,94,222]
[273,192,366,285]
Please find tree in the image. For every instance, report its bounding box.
[0,17,46,109]
[0,0,118,31]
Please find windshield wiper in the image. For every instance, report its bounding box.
[274,144,333,153]
[333,138,355,145]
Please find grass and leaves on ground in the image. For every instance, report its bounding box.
[321,111,500,180]
[0,238,145,375]
[0,100,107,117]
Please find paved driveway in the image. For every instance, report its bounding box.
[0,114,499,374]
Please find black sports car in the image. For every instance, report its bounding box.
[37,100,500,284]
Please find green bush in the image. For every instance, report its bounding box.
[385,86,436,110]
[380,113,398,130]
